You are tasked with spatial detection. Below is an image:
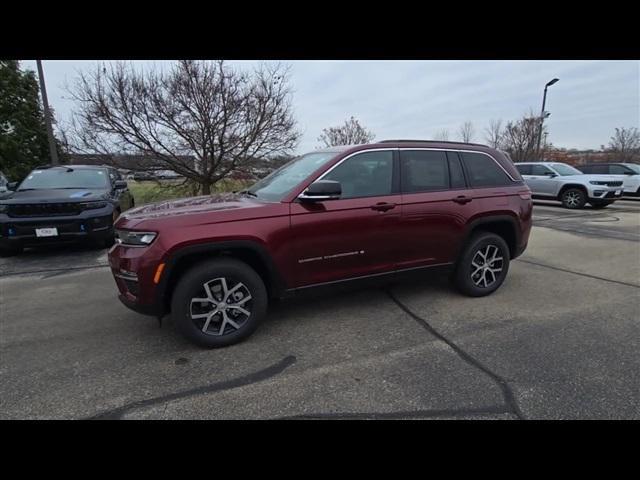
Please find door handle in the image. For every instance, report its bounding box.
[371,202,396,212]
[452,195,473,205]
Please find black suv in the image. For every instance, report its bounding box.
[0,165,134,255]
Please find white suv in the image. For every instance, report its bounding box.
[576,163,640,196]
[515,162,625,209]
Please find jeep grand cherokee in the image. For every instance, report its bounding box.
[109,140,532,348]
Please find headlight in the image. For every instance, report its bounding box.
[80,201,109,210]
[0,204,8,214]
[115,229,157,246]
[589,181,605,186]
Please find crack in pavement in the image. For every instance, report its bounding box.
[281,405,513,420]
[385,289,525,420]
[516,259,640,289]
[86,355,297,420]
[0,264,109,278]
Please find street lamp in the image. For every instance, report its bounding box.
[536,78,559,161]
[36,60,59,165]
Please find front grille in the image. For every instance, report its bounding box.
[8,203,81,217]
[606,181,623,187]
[592,181,623,187]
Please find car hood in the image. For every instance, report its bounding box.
[118,192,283,229]
[0,188,109,204]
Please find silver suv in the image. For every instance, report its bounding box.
[515,162,624,209]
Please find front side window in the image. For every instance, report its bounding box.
[18,168,109,190]
[323,151,394,199]
[400,150,449,193]
[461,152,513,187]
[248,152,337,202]
[516,164,532,175]
[610,165,631,175]
[550,164,583,176]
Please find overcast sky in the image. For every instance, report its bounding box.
[21,60,640,154]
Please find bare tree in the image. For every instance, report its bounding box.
[484,119,503,148]
[458,121,476,143]
[433,129,450,141]
[66,60,300,194]
[607,127,640,162]
[317,116,375,147]
[500,111,545,162]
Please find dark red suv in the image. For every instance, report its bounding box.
[109,141,532,347]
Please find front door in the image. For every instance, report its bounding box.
[290,150,401,287]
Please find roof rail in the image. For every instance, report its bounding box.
[379,139,489,148]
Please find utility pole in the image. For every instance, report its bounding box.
[36,60,59,165]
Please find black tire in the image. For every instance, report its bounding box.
[0,244,23,257]
[453,232,510,297]
[560,188,587,209]
[589,201,613,209]
[171,258,268,348]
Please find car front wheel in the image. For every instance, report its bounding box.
[454,232,510,297]
[171,258,268,348]
[561,188,587,209]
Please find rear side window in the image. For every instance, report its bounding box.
[579,165,592,173]
[447,152,466,188]
[531,164,553,175]
[461,152,513,187]
[400,150,449,193]
[516,164,531,175]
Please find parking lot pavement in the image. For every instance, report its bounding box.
[1,200,639,419]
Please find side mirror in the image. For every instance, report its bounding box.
[544,171,557,177]
[114,180,128,190]
[7,182,18,191]
[299,180,342,201]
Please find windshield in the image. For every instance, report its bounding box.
[19,168,109,190]
[551,164,583,176]
[625,163,640,174]
[247,152,338,201]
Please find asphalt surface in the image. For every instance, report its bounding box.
[1,199,639,419]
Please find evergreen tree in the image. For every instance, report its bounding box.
[0,60,52,180]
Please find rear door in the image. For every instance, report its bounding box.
[525,164,558,196]
[396,150,475,267]
[290,149,401,287]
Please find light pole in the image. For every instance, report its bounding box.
[536,78,559,161]
[36,60,59,165]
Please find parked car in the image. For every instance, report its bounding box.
[0,165,135,255]
[515,162,625,209]
[109,140,533,348]
[132,171,155,181]
[575,163,640,196]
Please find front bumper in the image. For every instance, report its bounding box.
[0,208,115,248]
[108,240,167,317]
[587,187,624,200]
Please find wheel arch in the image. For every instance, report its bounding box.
[157,240,287,314]
[461,215,520,260]
[558,183,588,199]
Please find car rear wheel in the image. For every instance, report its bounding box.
[561,188,587,209]
[171,258,268,348]
[453,232,510,297]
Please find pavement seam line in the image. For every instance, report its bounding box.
[0,264,109,278]
[85,355,296,420]
[386,288,525,420]
[516,258,640,289]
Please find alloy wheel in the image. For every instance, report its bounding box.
[470,244,504,288]
[189,277,253,336]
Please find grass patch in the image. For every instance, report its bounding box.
[128,179,252,206]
